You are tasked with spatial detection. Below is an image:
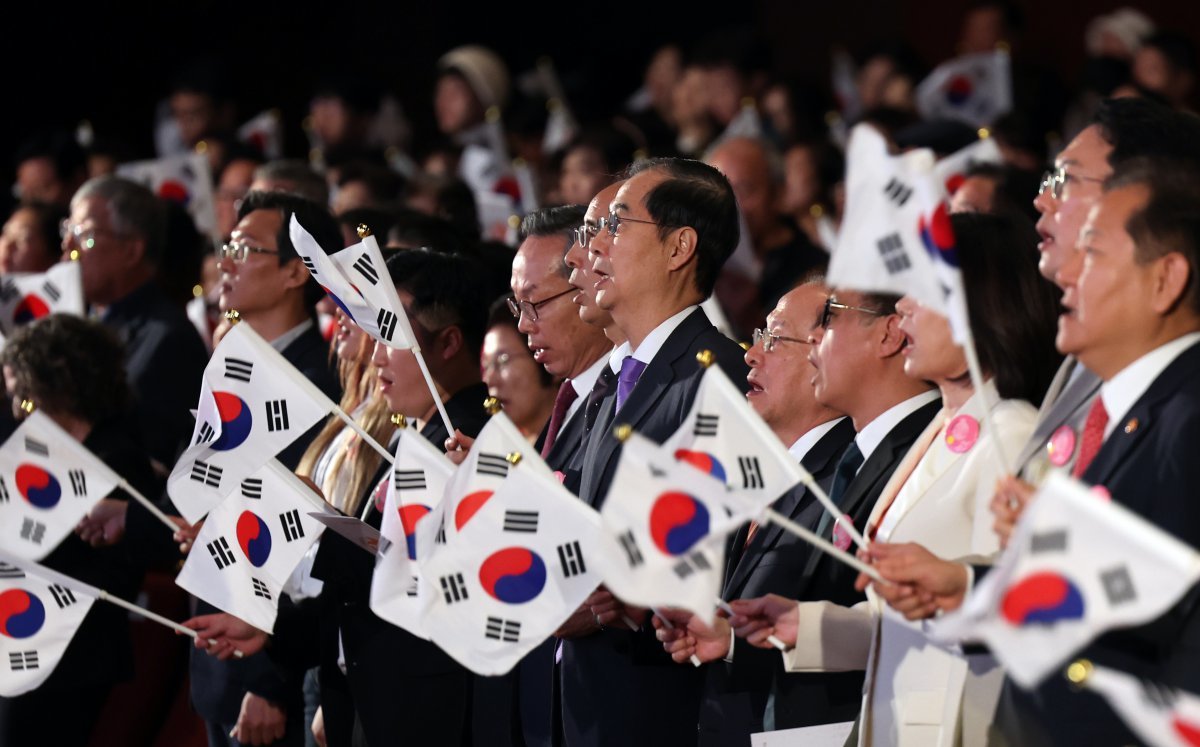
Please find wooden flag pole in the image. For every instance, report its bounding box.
[117,479,181,534]
[962,334,1014,475]
[761,508,886,584]
[332,407,395,465]
[412,346,456,440]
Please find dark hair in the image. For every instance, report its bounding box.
[252,160,330,205]
[486,295,553,386]
[237,190,343,310]
[72,176,167,266]
[625,157,739,297]
[339,207,397,244]
[1093,98,1200,170]
[1108,158,1200,315]
[563,125,638,171]
[404,174,480,242]
[386,207,467,254]
[1,314,130,424]
[386,249,489,360]
[961,162,1042,223]
[14,130,87,186]
[952,212,1061,404]
[519,204,586,278]
[10,202,68,266]
[1142,32,1198,75]
[335,161,406,206]
[859,292,902,316]
[966,0,1024,34]
[160,201,204,306]
[788,138,845,210]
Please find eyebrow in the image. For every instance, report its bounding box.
[611,201,630,214]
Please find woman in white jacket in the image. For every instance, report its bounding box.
[727,211,1061,746]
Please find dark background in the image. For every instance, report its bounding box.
[5,0,1197,168]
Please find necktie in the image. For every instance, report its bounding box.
[540,381,579,458]
[1073,396,1109,478]
[616,356,647,412]
[814,442,865,540]
[583,365,617,436]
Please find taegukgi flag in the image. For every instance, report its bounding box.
[933,473,1200,687]
[0,263,84,334]
[932,134,1003,197]
[117,151,217,240]
[0,411,122,560]
[175,460,331,633]
[167,322,337,523]
[1077,664,1200,747]
[419,461,602,675]
[915,49,1012,128]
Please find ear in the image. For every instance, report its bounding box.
[665,226,699,272]
[877,314,908,358]
[125,237,148,269]
[1151,252,1193,315]
[436,325,465,362]
[281,257,309,290]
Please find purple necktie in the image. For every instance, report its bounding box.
[540,381,579,458]
[616,356,646,412]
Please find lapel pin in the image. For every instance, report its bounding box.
[944,414,980,454]
[1046,425,1076,466]
[1123,418,1138,434]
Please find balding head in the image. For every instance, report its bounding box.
[705,137,783,249]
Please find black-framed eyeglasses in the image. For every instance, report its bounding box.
[1038,165,1106,201]
[60,220,128,250]
[752,327,811,353]
[599,211,679,238]
[819,298,885,329]
[218,240,280,263]
[574,222,599,250]
[505,287,575,322]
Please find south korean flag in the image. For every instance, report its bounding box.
[175,460,332,633]
[290,216,416,349]
[167,323,337,523]
[419,464,602,675]
[0,557,95,696]
[117,151,217,240]
[370,429,455,640]
[0,263,85,334]
[0,411,122,560]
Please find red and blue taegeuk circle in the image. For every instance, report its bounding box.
[15,463,61,509]
[209,391,254,451]
[479,547,547,604]
[0,589,46,639]
[1001,571,1086,625]
[398,504,432,560]
[12,294,50,325]
[236,510,273,567]
[454,490,493,531]
[649,491,710,556]
[944,75,974,106]
[157,180,191,206]
[919,203,959,267]
[674,449,727,483]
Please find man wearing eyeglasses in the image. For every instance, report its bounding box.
[560,158,749,747]
[64,175,208,471]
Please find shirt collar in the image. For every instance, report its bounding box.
[270,318,315,353]
[854,389,941,466]
[629,306,698,367]
[787,417,846,462]
[1100,332,1200,438]
[570,353,609,399]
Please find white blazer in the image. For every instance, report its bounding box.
[782,381,1036,747]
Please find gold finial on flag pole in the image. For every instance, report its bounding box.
[506,452,523,466]
[357,224,372,239]
[19,399,35,414]
[224,310,242,325]
[696,349,715,368]
[1065,659,1094,687]
[613,424,632,442]
[483,397,502,415]
[390,413,408,428]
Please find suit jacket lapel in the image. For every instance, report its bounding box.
[1015,359,1101,470]
[545,405,588,471]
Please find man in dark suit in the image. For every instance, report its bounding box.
[652,280,854,746]
[559,157,748,747]
[190,190,342,747]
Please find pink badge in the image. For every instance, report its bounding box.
[554,470,566,484]
[1046,425,1077,467]
[1090,485,1112,502]
[944,414,980,454]
[832,517,854,552]
[374,478,390,512]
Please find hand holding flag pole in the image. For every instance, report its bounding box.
[650,608,702,667]
[715,597,786,651]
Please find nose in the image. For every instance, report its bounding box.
[565,241,583,270]
[516,310,536,335]
[1033,185,1057,216]
[744,341,763,368]
[370,340,389,368]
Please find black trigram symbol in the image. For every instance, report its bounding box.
[617,530,644,568]
[8,651,38,671]
[476,453,509,478]
[503,510,538,533]
[24,438,48,457]
[191,460,223,489]
[738,456,763,490]
[0,280,17,303]
[1101,566,1137,606]
[49,584,76,609]
[265,400,290,432]
[877,233,911,275]
[0,475,9,503]
[0,563,24,579]
[377,309,398,342]
[197,421,216,445]
[883,177,914,207]
[251,578,272,600]
[301,257,318,275]
[280,509,305,542]
[405,576,419,597]
[392,469,426,491]
[20,519,45,545]
[241,478,263,499]
[485,616,521,643]
[440,573,469,604]
[557,541,586,577]
[69,469,87,497]
[208,537,236,570]
[673,551,712,580]
[694,414,719,438]
[225,357,253,383]
[1030,530,1068,554]
[434,518,446,545]
[41,281,61,302]
[353,254,379,285]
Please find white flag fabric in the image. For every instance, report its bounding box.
[117,151,217,240]
[717,103,764,143]
[916,50,1012,128]
[0,263,84,334]
[237,110,283,160]
[328,231,417,349]
[541,100,578,155]
[167,323,337,523]
[0,556,95,696]
[370,429,455,639]
[594,433,750,620]
[827,124,970,342]
[662,364,803,515]
[1083,664,1200,747]
[175,460,331,633]
[291,216,416,350]
[419,463,602,675]
[0,411,122,560]
[933,473,1200,687]
[933,136,1003,196]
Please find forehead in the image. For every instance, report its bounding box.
[613,170,667,212]
[233,209,283,242]
[512,235,564,285]
[70,196,108,224]
[1058,125,1113,172]
[586,183,624,221]
[774,284,828,325]
[1091,183,1148,234]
